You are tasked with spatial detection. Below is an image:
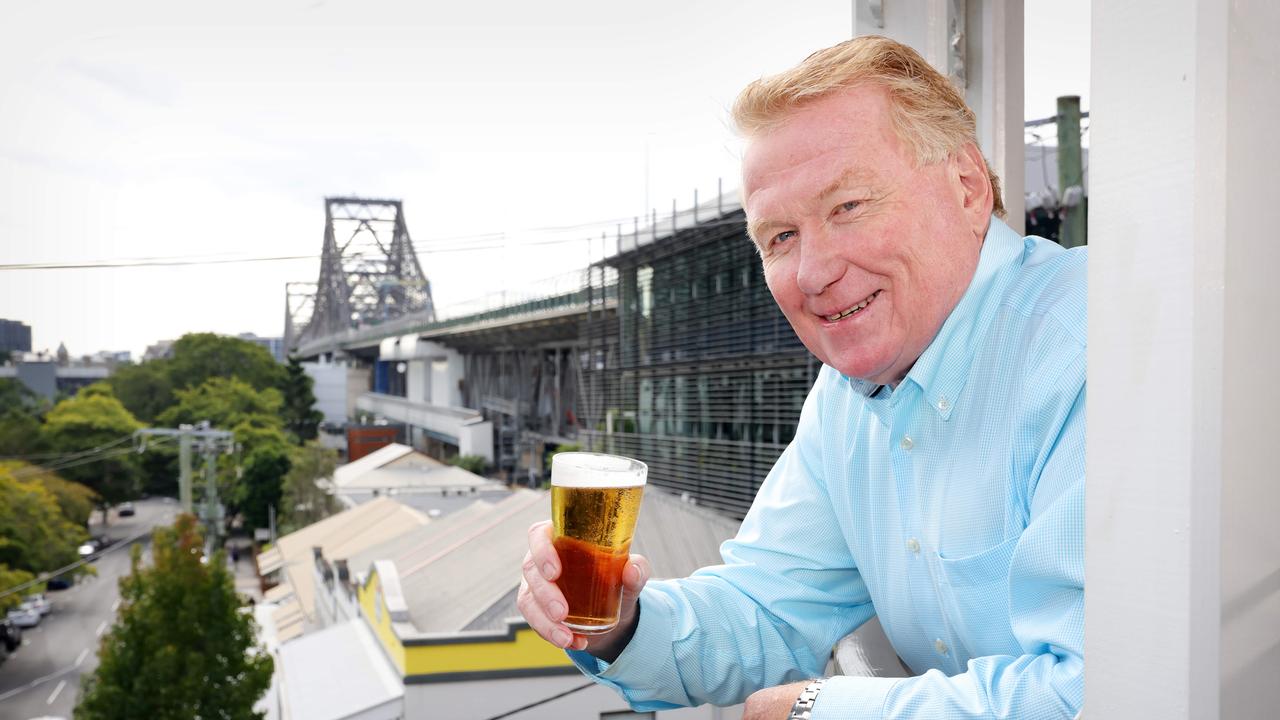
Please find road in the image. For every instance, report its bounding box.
[0,498,177,720]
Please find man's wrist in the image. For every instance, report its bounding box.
[585,599,641,663]
[788,678,826,720]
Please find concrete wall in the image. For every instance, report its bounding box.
[1089,0,1280,717]
[304,361,350,425]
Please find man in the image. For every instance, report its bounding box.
[520,36,1085,719]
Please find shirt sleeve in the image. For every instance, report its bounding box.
[569,371,879,710]
[813,370,1087,719]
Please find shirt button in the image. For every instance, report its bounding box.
[934,639,949,656]
[937,396,950,412]
[900,435,914,451]
[906,538,921,554]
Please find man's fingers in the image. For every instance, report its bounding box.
[527,520,560,580]
[516,578,576,649]
[622,554,651,595]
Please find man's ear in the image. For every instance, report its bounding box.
[953,141,994,237]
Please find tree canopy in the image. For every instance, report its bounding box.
[75,514,272,720]
[167,333,285,394]
[280,442,340,533]
[280,356,323,443]
[43,385,143,511]
[0,462,91,609]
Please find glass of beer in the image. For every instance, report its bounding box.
[550,452,647,635]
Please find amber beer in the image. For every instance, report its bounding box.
[550,452,647,634]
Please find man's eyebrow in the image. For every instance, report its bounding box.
[818,167,877,200]
[746,218,773,244]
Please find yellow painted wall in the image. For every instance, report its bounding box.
[359,566,573,679]
[357,571,407,675]
[402,626,574,677]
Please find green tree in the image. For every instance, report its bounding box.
[155,376,283,430]
[280,442,340,532]
[43,386,142,523]
[75,514,272,720]
[167,333,284,394]
[157,378,291,526]
[0,378,47,416]
[0,463,88,579]
[0,565,37,612]
[449,454,489,475]
[280,356,323,443]
[238,444,290,530]
[0,408,48,458]
[108,360,175,424]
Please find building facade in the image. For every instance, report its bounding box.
[0,319,32,357]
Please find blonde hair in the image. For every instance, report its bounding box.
[733,35,1005,217]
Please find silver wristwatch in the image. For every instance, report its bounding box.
[788,678,827,720]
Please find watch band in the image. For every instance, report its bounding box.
[788,678,827,720]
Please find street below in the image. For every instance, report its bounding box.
[0,498,177,720]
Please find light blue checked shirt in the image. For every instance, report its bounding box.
[570,217,1086,718]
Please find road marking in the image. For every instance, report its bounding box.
[96,620,108,637]
[47,679,66,705]
[111,599,120,612]
[76,648,90,666]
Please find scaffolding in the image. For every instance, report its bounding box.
[581,205,819,519]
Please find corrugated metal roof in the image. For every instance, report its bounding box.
[630,486,742,580]
[257,547,284,575]
[271,497,429,622]
[264,583,294,603]
[332,443,415,487]
[347,485,742,640]
[337,464,503,492]
[398,490,549,633]
[347,498,497,578]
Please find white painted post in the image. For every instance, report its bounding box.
[1089,0,1280,717]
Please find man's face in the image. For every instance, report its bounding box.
[743,85,987,385]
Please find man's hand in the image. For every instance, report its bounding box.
[743,681,812,720]
[517,520,651,662]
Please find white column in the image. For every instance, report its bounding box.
[854,0,1024,232]
[1089,0,1280,717]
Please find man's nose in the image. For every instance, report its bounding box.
[795,226,845,296]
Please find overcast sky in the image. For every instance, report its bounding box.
[0,1,1088,359]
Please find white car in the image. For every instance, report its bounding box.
[24,593,52,616]
[6,603,40,628]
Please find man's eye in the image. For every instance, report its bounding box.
[835,200,861,214]
[771,230,797,247]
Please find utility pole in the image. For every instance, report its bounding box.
[135,423,235,553]
[178,430,193,512]
[1057,95,1087,248]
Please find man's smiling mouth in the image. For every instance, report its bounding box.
[824,290,882,322]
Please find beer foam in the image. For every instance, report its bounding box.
[551,452,647,488]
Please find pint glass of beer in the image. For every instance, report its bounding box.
[550,452,647,634]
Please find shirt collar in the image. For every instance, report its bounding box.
[901,216,1025,419]
[842,217,1025,419]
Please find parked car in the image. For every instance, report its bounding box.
[45,574,74,591]
[77,541,97,560]
[6,603,41,628]
[0,617,20,651]
[118,502,135,517]
[24,593,52,616]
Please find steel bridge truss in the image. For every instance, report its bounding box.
[288,197,435,352]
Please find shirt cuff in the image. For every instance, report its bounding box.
[566,587,687,709]
[809,674,901,720]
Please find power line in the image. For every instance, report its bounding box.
[0,210,749,271]
[0,433,138,463]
